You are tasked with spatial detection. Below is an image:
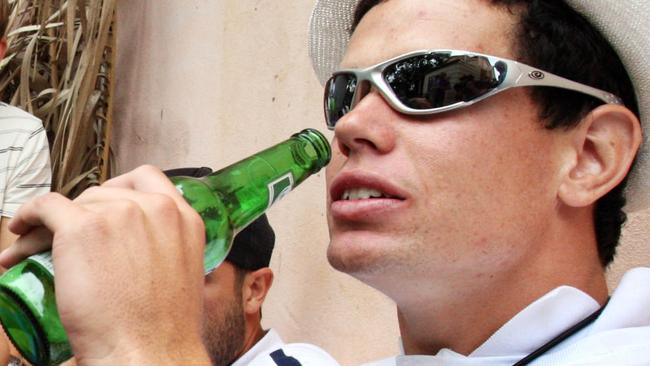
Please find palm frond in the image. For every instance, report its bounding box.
[0,0,116,198]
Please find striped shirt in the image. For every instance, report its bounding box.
[0,103,52,218]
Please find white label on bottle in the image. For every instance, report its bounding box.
[28,251,55,275]
[267,172,294,209]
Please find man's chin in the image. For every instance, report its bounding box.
[326,240,391,278]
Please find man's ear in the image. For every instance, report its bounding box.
[241,268,274,316]
[558,104,642,207]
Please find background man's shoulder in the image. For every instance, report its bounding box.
[248,342,341,366]
[0,103,43,130]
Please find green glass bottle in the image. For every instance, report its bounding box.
[0,128,331,366]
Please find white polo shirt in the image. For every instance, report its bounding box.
[363,267,650,365]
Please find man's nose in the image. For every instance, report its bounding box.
[333,89,397,158]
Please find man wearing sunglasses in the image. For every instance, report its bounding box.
[0,0,649,365]
[310,0,650,364]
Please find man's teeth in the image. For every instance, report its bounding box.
[341,188,388,200]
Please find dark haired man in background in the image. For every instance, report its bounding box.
[1,0,649,365]
[164,168,337,366]
[201,213,337,366]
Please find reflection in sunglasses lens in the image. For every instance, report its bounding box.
[325,74,357,127]
[383,53,502,110]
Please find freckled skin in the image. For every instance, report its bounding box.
[327,0,561,297]
[324,0,610,355]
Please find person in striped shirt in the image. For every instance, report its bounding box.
[0,1,52,252]
[0,2,52,365]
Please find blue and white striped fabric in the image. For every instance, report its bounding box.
[0,102,51,218]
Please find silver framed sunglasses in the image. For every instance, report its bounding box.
[323,49,623,130]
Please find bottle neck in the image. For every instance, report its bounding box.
[203,129,330,231]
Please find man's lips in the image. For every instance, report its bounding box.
[328,171,408,221]
[329,171,408,202]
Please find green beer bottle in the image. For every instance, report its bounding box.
[0,128,331,366]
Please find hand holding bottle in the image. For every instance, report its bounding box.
[0,165,212,366]
[0,129,330,365]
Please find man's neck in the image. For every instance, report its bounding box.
[235,324,266,362]
[395,244,608,356]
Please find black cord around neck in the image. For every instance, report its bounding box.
[512,298,609,366]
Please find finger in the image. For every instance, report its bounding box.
[0,227,52,268]
[74,185,205,247]
[74,185,201,227]
[94,165,200,223]
[66,188,207,285]
[8,193,79,235]
[103,165,199,214]
[1,193,89,267]
[103,165,179,198]
[76,186,206,252]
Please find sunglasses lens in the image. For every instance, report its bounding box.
[383,53,505,110]
[324,73,357,128]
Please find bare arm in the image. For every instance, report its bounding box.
[0,217,18,252]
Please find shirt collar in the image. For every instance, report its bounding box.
[385,267,650,366]
[384,287,599,366]
[470,286,599,357]
[231,328,284,366]
[590,267,650,332]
